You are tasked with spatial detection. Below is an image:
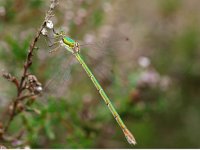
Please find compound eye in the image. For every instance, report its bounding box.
[74,42,80,53]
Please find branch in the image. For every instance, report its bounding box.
[3,0,59,134]
[1,71,19,89]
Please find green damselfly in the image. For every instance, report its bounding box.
[43,28,137,145]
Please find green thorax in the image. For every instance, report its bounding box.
[63,37,75,48]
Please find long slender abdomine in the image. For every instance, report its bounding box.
[74,53,136,145]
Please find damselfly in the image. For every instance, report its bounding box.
[42,28,136,145]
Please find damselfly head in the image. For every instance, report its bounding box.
[73,42,80,53]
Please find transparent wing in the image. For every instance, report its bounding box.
[77,32,133,83]
[36,30,133,102]
[43,55,74,98]
[35,43,76,102]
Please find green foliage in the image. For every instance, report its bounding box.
[159,0,181,17]
[3,0,16,22]
[0,35,34,74]
[4,36,29,61]
[1,0,200,148]
[29,0,43,8]
[91,9,104,27]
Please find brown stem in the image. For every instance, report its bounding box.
[3,0,59,133]
[1,72,19,89]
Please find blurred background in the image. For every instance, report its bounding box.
[0,0,200,148]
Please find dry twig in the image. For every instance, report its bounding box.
[0,0,59,143]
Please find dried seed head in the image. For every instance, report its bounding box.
[46,20,54,29]
[2,72,12,80]
[50,0,59,9]
[34,86,43,94]
[16,103,24,112]
[26,74,43,94]
[41,27,48,36]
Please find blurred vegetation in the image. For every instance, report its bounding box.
[0,0,200,148]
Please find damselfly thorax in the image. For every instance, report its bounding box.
[61,37,80,54]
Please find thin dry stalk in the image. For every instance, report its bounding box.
[0,0,59,143]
